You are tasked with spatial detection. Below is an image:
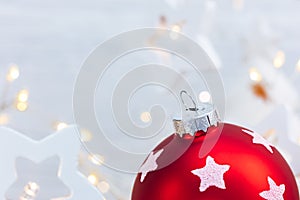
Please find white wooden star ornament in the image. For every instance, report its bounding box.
[139,149,164,183]
[242,129,274,153]
[6,156,70,199]
[191,156,230,192]
[259,177,285,200]
[0,126,101,199]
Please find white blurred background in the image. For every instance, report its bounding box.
[0,0,300,199]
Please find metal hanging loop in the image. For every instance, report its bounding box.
[174,90,220,136]
[180,90,199,112]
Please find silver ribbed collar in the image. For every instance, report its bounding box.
[173,104,220,137]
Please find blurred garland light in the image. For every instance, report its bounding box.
[249,68,269,101]
[54,121,68,131]
[273,50,285,68]
[80,128,93,142]
[15,89,29,112]
[249,68,262,82]
[263,129,276,142]
[20,182,40,200]
[97,181,110,193]
[0,114,9,125]
[140,112,152,123]
[88,154,105,166]
[232,0,244,11]
[170,24,181,40]
[6,64,20,82]
[16,102,28,112]
[88,174,99,186]
[1,64,24,112]
[17,90,29,102]
[199,91,211,103]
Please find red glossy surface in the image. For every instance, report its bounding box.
[132,123,299,200]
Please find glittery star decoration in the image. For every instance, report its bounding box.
[191,156,230,192]
[0,126,101,199]
[242,129,274,153]
[139,149,164,182]
[6,156,70,199]
[259,176,285,200]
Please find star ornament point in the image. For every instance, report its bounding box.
[191,156,230,192]
[242,129,274,153]
[259,176,285,200]
[139,149,164,183]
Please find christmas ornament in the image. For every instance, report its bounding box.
[0,126,101,200]
[6,156,70,200]
[132,91,299,200]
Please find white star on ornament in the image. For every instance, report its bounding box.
[242,129,274,153]
[139,149,164,182]
[191,156,230,192]
[259,176,285,200]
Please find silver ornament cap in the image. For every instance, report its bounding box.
[173,91,220,137]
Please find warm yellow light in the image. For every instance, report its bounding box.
[263,129,275,138]
[199,91,211,103]
[17,89,29,102]
[24,182,39,197]
[140,112,151,123]
[80,129,92,142]
[296,59,300,72]
[16,102,28,112]
[88,174,99,185]
[273,50,285,68]
[89,154,105,166]
[6,64,20,82]
[97,181,110,193]
[170,25,181,40]
[27,182,39,191]
[298,137,300,145]
[172,25,181,32]
[0,114,9,125]
[249,68,262,82]
[55,122,68,131]
[232,0,244,11]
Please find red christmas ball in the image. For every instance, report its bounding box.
[132,123,299,200]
